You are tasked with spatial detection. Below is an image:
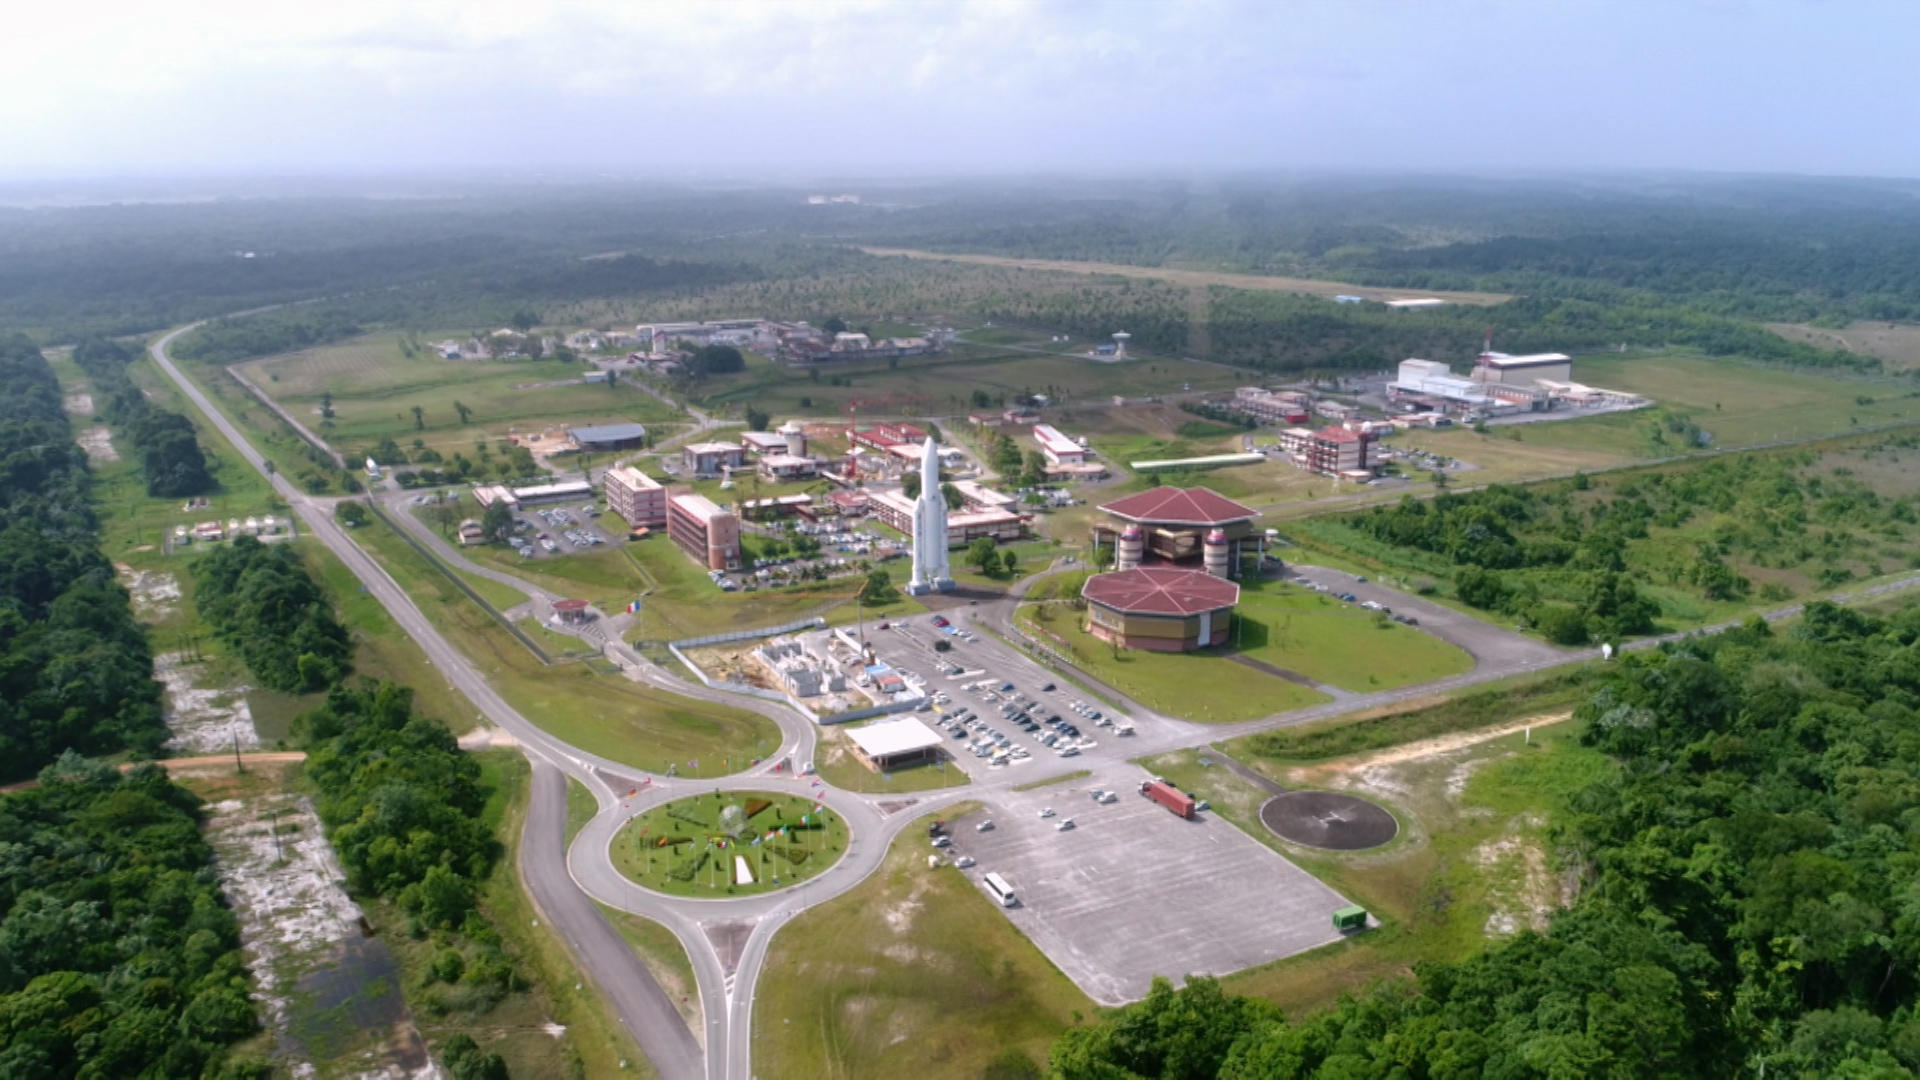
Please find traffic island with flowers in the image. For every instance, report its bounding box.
[610,790,851,898]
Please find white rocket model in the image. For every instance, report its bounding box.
[907,435,954,594]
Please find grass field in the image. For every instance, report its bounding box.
[1768,321,1920,373]
[1015,606,1329,722]
[681,337,1243,420]
[1231,580,1473,691]
[47,348,480,742]
[1013,576,1464,721]
[751,801,1092,1080]
[813,723,970,793]
[350,516,783,777]
[857,247,1513,305]
[1137,714,1613,1017]
[236,334,684,457]
[1493,352,1920,459]
[610,792,847,897]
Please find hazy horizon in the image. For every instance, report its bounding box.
[7,0,1919,184]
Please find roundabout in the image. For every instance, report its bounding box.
[1259,790,1399,851]
[610,789,850,897]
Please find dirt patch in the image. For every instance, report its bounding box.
[1768,321,1920,372]
[457,726,519,751]
[1259,791,1399,851]
[1294,711,1572,780]
[155,652,260,754]
[63,391,94,416]
[1473,834,1557,936]
[78,426,118,462]
[119,567,182,619]
[203,794,435,1079]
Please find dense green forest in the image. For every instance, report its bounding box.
[1206,289,1865,373]
[12,177,1912,375]
[1303,443,1920,643]
[0,755,264,1079]
[71,336,215,495]
[0,334,167,782]
[194,537,353,693]
[300,681,519,1077]
[1047,602,1920,1078]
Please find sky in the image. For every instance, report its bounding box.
[5,0,1917,182]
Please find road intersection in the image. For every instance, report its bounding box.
[150,320,1920,1080]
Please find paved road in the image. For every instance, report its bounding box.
[149,324,718,1080]
[153,316,1920,1080]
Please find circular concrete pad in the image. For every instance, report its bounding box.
[1260,791,1398,851]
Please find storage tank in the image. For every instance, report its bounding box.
[779,421,808,457]
[1203,528,1230,578]
[1116,524,1145,571]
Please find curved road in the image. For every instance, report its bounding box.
[152,319,1920,1080]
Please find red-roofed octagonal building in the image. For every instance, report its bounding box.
[1093,486,1260,578]
[1082,567,1240,652]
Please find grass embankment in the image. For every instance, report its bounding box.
[610,792,847,898]
[566,778,599,846]
[811,723,971,794]
[350,515,782,777]
[1016,605,1326,722]
[752,801,1093,1080]
[593,903,703,1036]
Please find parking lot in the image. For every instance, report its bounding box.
[853,611,1156,780]
[508,502,619,560]
[938,779,1353,1004]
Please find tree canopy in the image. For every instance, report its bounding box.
[0,334,167,782]
[194,536,353,693]
[0,755,264,1079]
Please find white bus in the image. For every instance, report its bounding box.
[983,872,1018,908]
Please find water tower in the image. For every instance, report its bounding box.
[1112,331,1131,359]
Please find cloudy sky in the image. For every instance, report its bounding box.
[4,0,1915,180]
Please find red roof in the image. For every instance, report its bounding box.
[1082,568,1240,616]
[1099,486,1257,526]
[553,598,591,612]
[1313,426,1361,443]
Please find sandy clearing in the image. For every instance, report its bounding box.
[120,567,181,618]
[78,426,118,462]
[1313,711,1573,776]
[155,651,261,754]
[857,247,1513,306]
[64,392,94,416]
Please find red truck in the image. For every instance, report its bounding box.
[1140,779,1195,819]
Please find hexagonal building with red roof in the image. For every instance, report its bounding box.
[1093,486,1261,578]
[1081,567,1240,651]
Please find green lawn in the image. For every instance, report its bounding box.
[813,722,970,793]
[751,801,1092,1080]
[609,792,847,897]
[1502,351,1920,458]
[1232,580,1473,691]
[1016,605,1329,723]
[686,338,1241,420]
[236,334,684,459]
[617,533,863,643]
[349,516,782,777]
